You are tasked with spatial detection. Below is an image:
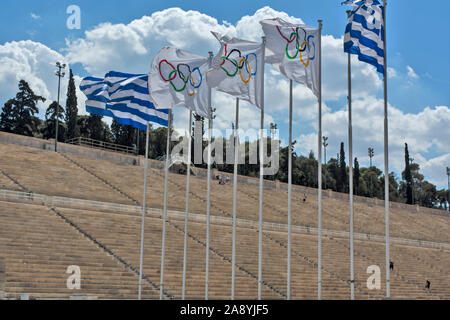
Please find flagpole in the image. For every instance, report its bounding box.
[317,19,323,301]
[287,79,293,300]
[182,109,193,300]
[138,121,150,300]
[347,10,355,301]
[231,97,239,300]
[205,51,213,300]
[383,0,390,298]
[160,109,172,300]
[257,36,266,300]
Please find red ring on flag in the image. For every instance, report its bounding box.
[159,59,177,82]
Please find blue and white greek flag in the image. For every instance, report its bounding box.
[80,71,169,130]
[344,0,384,74]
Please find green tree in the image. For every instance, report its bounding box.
[338,142,347,193]
[88,114,105,141]
[0,80,45,136]
[436,189,448,210]
[148,126,169,159]
[381,172,401,202]
[354,157,360,195]
[0,100,15,133]
[403,143,413,204]
[415,180,437,208]
[111,119,135,146]
[295,152,318,188]
[41,101,66,141]
[77,114,110,142]
[360,166,383,198]
[323,160,337,191]
[65,69,79,140]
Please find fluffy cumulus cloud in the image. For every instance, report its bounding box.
[0,40,69,112]
[0,6,448,187]
[64,8,234,76]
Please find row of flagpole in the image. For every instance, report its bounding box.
[133,1,390,300]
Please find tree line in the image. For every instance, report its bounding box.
[1,77,448,211]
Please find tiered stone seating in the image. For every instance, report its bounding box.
[48,150,450,243]
[57,207,275,299]
[0,140,449,299]
[0,144,134,205]
[0,201,158,300]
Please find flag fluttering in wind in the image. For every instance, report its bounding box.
[80,71,169,300]
[79,76,114,117]
[80,71,169,130]
[260,18,320,98]
[206,32,264,108]
[149,47,211,119]
[344,0,384,74]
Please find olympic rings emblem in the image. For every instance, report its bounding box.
[276,26,316,67]
[219,44,257,84]
[159,60,203,96]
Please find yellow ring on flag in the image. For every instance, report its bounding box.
[299,41,310,67]
[187,75,195,96]
[239,57,251,84]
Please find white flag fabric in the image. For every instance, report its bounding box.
[260,18,320,98]
[149,47,211,119]
[206,32,264,109]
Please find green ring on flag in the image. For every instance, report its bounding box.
[168,69,186,92]
[220,56,239,77]
[285,32,299,59]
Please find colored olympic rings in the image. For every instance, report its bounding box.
[219,44,257,84]
[159,59,203,96]
[276,25,316,67]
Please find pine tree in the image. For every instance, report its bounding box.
[404,143,413,204]
[111,119,135,146]
[0,100,15,132]
[42,101,65,141]
[354,157,360,195]
[0,80,45,136]
[338,142,347,192]
[87,114,104,141]
[65,69,79,140]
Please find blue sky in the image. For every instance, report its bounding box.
[0,0,449,189]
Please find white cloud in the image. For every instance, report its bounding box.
[321,35,383,101]
[295,96,450,188]
[64,8,235,76]
[420,153,450,189]
[0,40,69,113]
[30,13,40,20]
[235,6,304,41]
[407,65,419,79]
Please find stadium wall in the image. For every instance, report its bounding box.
[0,131,447,218]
